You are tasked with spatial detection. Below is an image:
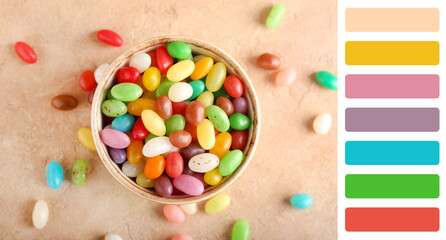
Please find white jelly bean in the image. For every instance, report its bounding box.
[313,113,332,135]
[32,200,49,229]
[129,52,151,73]
[168,82,193,102]
[189,153,220,173]
[105,234,123,240]
[122,161,145,177]
[95,63,110,83]
[180,203,197,215]
[143,136,175,157]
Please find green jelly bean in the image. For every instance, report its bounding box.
[316,71,338,90]
[219,150,244,176]
[106,89,115,99]
[266,3,285,28]
[136,172,155,188]
[206,105,230,132]
[165,114,186,136]
[187,80,206,101]
[167,42,192,59]
[111,83,143,102]
[213,86,233,100]
[155,80,176,98]
[101,99,127,117]
[229,113,251,130]
[72,159,88,186]
[232,219,250,240]
[144,133,158,143]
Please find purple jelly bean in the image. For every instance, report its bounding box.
[192,172,208,188]
[109,148,127,164]
[180,142,205,160]
[100,129,130,149]
[173,174,204,196]
[232,97,248,115]
[182,163,194,175]
[154,175,173,197]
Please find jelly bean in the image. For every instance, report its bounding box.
[15,42,37,63]
[136,172,155,188]
[290,193,313,209]
[184,123,198,141]
[180,203,197,215]
[117,67,140,83]
[219,150,244,176]
[266,3,286,28]
[205,193,231,214]
[206,62,227,92]
[196,91,214,108]
[87,86,96,104]
[154,175,173,197]
[188,153,219,173]
[313,113,332,135]
[165,114,186,136]
[192,172,208,188]
[316,71,338,90]
[168,82,193,102]
[173,174,204,196]
[224,75,244,98]
[216,97,234,117]
[72,159,88,186]
[182,164,195,175]
[163,205,185,223]
[204,168,222,185]
[275,67,296,86]
[232,219,250,240]
[213,86,233,100]
[144,133,157,143]
[156,46,173,74]
[97,29,123,47]
[229,113,251,130]
[131,117,149,141]
[47,161,63,190]
[187,80,205,101]
[206,105,230,132]
[197,119,216,150]
[210,132,232,159]
[141,109,166,136]
[122,160,145,177]
[172,234,193,240]
[94,63,110,83]
[105,234,123,240]
[191,57,214,80]
[106,89,115,100]
[100,129,131,149]
[143,136,174,157]
[169,130,192,149]
[101,99,127,117]
[257,53,281,70]
[185,101,205,126]
[156,95,173,120]
[172,101,187,116]
[32,200,48,229]
[148,50,157,68]
[155,80,176,98]
[127,139,144,164]
[142,67,161,91]
[167,42,192,59]
[167,60,195,82]
[79,70,96,92]
[112,113,135,132]
[127,98,156,116]
[179,54,193,62]
[77,127,96,150]
[129,52,151,73]
[141,90,157,99]
[231,130,249,150]
[193,54,207,63]
[181,142,205,160]
[144,155,165,179]
[109,148,127,164]
[135,75,147,91]
[165,152,184,178]
[51,95,78,111]
[111,83,143,102]
[232,97,248,115]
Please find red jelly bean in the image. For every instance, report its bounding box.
[165,152,184,178]
[184,123,198,141]
[79,70,96,92]
[148,50,157,68]
[117,67,140,83]
[132,117,149,141]
[156,46,173,74]
[97,29,123,47]
[231,130,249,150]
[224,75,244,98]
[15,42,37,64]
[172,101,187,116]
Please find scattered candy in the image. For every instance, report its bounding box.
[179,203,197,215]
[72,159,88,186]
[97,29,123,47]
[15,41,37,63]
[32,200,48,229]
[275,67,296,86]
[47,161,63,190]
[257,53,281,70]
[290,193,313,209]
[172,233,193,240]
[316,71,338,90]
[266,3,286,28]
[104,234,123,240]
[313,113,332,135]
[129,52,152,73]
[163,205,185,223]
[205,193,231,214]
[77,128,96,150]
[79,70,96,92]
[232,219,250,240]
[51,95,78,111]
[94,63,110,83]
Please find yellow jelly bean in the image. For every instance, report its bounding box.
[127,98,156,116]
[143,67,161,91]
[141,109,166,136]
[78,128,96,150]
[204,168,222,185]
[205,62,226,92]
[190,57,214,80]
[210,132,232,159]
[197,119,216,150]
[196,91,214,117]
[205,193,231,214]
[166,60,195,82]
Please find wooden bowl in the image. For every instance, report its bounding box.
[91,36,260,204]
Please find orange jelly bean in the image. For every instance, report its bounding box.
[127,98,156,116]
[210,132,232,159]
[127,139,144,164]
[144,155,166,179]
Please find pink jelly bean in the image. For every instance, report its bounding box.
[99,129,130,149]
[173,174,204,196]
[275,67,296,86]
[163,205,185,223]
[172,234,193,240]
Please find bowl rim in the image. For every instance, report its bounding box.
[91,35,261,204]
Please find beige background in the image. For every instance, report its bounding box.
[0,0,337,239]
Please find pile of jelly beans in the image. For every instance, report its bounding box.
[99,41,252,198]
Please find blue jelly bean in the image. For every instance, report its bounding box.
[290,193,313,209]
[111,113,135,132]
[47,161,64,190]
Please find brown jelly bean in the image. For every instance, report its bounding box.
[257,53,281,70]
[231,130,249,150]
[51,95,78,111]
[185,101,204,126]
[156,95,173,120]
[216,97,234,117]
[180,142,205,160]
[169,130,192,149]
